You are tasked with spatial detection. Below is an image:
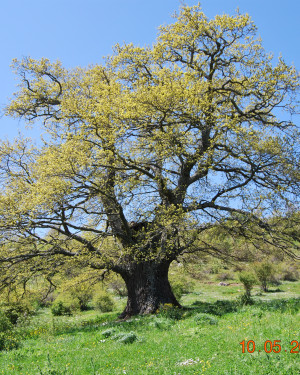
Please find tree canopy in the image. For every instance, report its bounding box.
[0,4,299,316]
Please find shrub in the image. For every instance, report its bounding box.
[0,311,13,332]
[269,273,282,286]
[254,261,274,292]
[67,284,93,311]
[55,281,94,312]
[217,272,234,281]
[0,311,21,351]
[188,270,208,280]
[239,271,257,305]
[51,301,72,316]
[170,278,194,301]
[209,260,223,274]
[281,265,299,282]
[233,264,245,272]
[0,332,20,351]
[94,291,115,312]
[0,301,34,325]
[239,271,257,297]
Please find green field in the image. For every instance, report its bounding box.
[0,279,299,375]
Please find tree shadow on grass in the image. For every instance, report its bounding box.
[50,297,300,337]
[264,288,284,293]
[189,297,300,316]
[255,297,300,313]
[189,299,238,316]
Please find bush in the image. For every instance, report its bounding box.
[170,278,194,301]
[209,260,223,274]
[239,271,257,297]
[254,261,274,292]
[269,274,282,286]
[217,272,234,281]
[55,280,94,312]
[0,301,34,325]
[0,332,20,351]
[281,265,299,282]
[67,283,93,311]
[239,271,257,305]
[94,291,115,312]
[0,311,13,332]
[0,311,21,351]
[51,300,72,316]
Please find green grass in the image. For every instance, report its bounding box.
[0,282,299,375]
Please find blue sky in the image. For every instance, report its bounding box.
[1,0,299,140]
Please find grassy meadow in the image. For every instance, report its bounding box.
[0,261,299,374]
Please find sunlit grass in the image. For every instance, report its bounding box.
[0,281,299,374]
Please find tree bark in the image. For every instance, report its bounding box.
[119,260,181,319]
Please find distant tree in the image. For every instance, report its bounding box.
[0,4,299,317]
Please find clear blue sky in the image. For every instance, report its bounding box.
[1,0,299,140]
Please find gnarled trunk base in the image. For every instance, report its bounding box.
[119,260,180,319]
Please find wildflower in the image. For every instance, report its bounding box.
[176,358,201,366]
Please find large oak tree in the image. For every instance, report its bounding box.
[0,5,299,317]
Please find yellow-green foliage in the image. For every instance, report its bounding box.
[0,287,36,324]
[93,290,115,312]
[57,275,95,311]
[0,3,299,294]
[51,300,72,316]
[0,311,21,351]
[239,271,257,297]
[253,261,274,291]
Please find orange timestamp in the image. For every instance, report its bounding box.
[240,340,299,354]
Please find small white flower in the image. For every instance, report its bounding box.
[176,358,200,366]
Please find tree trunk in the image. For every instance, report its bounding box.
[119,260,180,319]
